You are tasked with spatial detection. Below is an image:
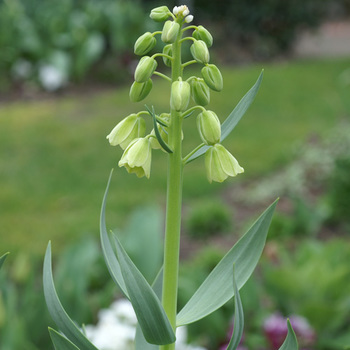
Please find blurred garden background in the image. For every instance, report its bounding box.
[0,0,350,349]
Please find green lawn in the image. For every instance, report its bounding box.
[0,57,348,256]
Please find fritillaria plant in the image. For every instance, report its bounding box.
[43,5,299,350]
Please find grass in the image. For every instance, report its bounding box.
[0,57,348,256]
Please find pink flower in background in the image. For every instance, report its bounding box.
[264,313,316,349]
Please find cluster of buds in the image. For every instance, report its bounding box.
[107,5,243,183]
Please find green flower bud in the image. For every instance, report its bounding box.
[162,44,173,67]
[119,137,152,178]
[150,6,171,22]
[190,40,210,64]
[106,114,146,150]
[201,64,223,92]
[134,32,156,56]
[193,25,213,47]
[134,56,157,83]
[191,78,210,106]
[205,144,244,183]
[197,110,221,145]
[161,20,180,43]
[170,79,191,112]
[129,79,153,102]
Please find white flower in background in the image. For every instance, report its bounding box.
[86,299,207,350]
[11,59,33,80]
[38,64,67,91]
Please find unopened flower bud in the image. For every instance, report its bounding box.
[201,64,223,92]
[197,110,221,145]
[171,79,191,111]
[186,15,194,23]
[191,78,210,106]
[161,20,180,43]
[129,79,153,102]
[106,114,146,150]
[119,137,152,178]
[190,40,210,64]
[150,6,171,22]
[205,144,244,183]
[134,56,157,83]
[162,44,173,67]
[134,32,156,56]
[193,25,213,47]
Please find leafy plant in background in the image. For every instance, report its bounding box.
[186,199,232,239]
[262,239,350,350]
[0,0,147,91]
[40,5,298,350]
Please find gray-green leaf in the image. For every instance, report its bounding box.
[279,320,299,350]
[226,265,244,350]
[0,252,9,270]
[43,242,99,350]
[49,328,81,350]
[177,199,277,326]
[100,169,129,298]
[113,235,175,345]
[186,70,264,163]
[135,269,163,350]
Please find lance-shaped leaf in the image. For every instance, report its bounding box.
[226,265,244,350]
[186,70,264,163]
[135,268,164,350]
[279,320,299,350]
[113,235,175,345]
[100,169,128,298]
[0,252,9,269]
[49,328,81,350]
[146,105,173,154]
[43,243,99,350]
[177,199,277,326]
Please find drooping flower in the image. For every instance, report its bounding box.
[205,144,244,183]
[106,114,146,150]
[119,137,152,178]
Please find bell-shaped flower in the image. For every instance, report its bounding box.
[106,114,146,150]
[197,110,221,145]
[118,137,152,178]
[205,144,244,183]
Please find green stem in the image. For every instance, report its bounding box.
[183,142,205,164]
[161,24,184,350]
[153,71,172,82]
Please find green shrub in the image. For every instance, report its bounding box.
[185,199,232,239]
[262,239,350,349]
[193,0,331,57]
[0,0,149,90]
[328,156,350,224]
